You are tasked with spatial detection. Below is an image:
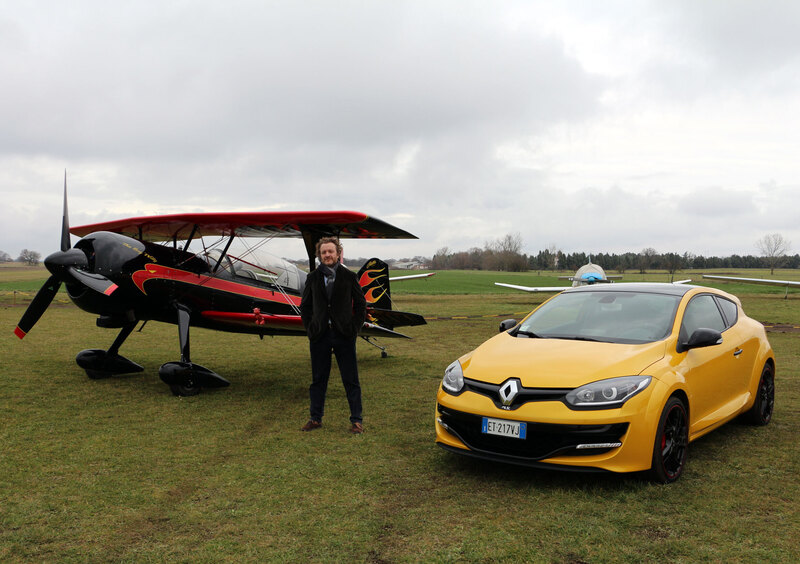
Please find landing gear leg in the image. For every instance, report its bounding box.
[159,304,229,396]
[76,321,144,379]
[361,336,389,358]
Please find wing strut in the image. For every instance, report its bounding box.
[182,224,198,252]
[302,229,320,272]
[213,233,236,274]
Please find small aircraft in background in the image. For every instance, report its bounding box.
[702,274,800,298]
[15,177,426,396]
[494,260,622,293]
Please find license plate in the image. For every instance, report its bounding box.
[481,417,527,439]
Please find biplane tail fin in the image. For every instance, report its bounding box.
[357,258,392,310]
[357,258,426,330]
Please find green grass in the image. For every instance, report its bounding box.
[2,270,800,561]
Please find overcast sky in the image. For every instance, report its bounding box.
[2,1,799,262]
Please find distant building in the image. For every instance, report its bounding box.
[392,261,429,270]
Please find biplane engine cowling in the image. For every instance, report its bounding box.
[75,231,147,275]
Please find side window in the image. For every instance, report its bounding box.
[715,297,738,329]
[681,294,726,338]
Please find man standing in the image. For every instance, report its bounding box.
[300,237,367,434]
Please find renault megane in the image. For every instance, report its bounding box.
[435,283,775,483]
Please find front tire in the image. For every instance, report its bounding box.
[648,396,689,484]
[170,380,201,397]
[745,363,774,426]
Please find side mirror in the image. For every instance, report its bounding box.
[677,328,722,353]
[499,319,518,333]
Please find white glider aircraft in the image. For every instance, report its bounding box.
[495,261,622,293]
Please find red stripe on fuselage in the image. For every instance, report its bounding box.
[131,263,301,306]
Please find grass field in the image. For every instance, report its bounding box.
[2,268,799,562]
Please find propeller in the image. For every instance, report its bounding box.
[14,275,61,339]
[14,173,118,339]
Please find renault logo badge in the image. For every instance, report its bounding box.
[499,379,520,407]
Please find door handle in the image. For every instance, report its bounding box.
[733,349,743,357]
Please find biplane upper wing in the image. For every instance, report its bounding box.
[71,211,417,241]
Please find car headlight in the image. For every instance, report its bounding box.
[565,376,651,410]
[442,360,464,394]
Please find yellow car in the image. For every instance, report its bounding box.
[435,283,775,483]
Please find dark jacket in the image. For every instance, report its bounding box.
[300,264,367,342]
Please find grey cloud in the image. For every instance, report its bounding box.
[1,2,603,162]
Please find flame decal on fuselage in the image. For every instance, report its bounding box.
[131,263,301,306]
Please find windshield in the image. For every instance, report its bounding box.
[197,244,306,292]
[516,291,681,344]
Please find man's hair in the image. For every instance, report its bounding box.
[315,236,343,258]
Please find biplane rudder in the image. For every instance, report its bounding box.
[356,258,392,310]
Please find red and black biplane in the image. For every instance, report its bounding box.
[15,178,426,396]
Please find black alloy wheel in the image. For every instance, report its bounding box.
[648,396,689,484]
[746,363,775,426]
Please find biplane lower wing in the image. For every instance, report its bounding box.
[201,310,415,338]
[201,311,306,332]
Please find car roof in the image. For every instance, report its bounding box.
[562,282,697,297]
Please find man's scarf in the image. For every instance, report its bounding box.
[318,264,337,300]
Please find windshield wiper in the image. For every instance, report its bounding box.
[515,330,542,339]
[556,335,602,342]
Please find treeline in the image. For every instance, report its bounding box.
[532,250,800,273]
[431,234,529,272]
[429,245,800,273]
[0,249,41,265]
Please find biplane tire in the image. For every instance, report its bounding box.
[170,381,202,397]
[159,361,229,396]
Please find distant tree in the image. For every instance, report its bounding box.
[546,244,560,270]
[638,248,657,274]
[756,233,791,274]
[481,233,527,271]
[430,247,450,270]
[662,252,683,278]
[496,233,527,272]
[0,250,12,263]
[17,249,41,266]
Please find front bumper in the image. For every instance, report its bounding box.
[437,403,627,465]
[435,384,663,474]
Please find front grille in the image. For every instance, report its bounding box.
[463,377,570,410]
[438,404,628,460]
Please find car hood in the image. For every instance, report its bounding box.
[462,332,668,388]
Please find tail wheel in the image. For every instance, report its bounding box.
[745,363,775,426]
[648,396,689,484]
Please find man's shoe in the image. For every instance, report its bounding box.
[301,420,322,432]
[350,422,364,434]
